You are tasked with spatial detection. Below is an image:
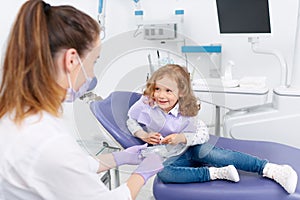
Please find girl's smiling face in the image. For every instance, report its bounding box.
[153,76,180,113]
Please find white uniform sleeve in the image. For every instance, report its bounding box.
[31,135,132,200]
[183,119,209,146]
[86,155,100,173]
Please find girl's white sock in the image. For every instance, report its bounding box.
[209,165,240,182]
[263,163,298,194]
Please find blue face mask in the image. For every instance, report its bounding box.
[88,76,98,91]
[64,56,94,103]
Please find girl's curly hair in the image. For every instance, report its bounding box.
[143,64,200,117]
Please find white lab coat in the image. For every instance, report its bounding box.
[0,112,131,200]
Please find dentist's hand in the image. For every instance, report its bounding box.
[134,153,164,183]
[112,143,148,166]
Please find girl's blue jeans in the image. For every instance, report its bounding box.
[157,142,268,183]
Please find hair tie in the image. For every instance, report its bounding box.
[43,2,51,13]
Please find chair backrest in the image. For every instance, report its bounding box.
[90,91,144,149]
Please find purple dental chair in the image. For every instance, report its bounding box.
[90,91,300,200]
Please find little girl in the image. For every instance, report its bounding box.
[126,64,298,194]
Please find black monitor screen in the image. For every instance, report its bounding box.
[216,0,271,34]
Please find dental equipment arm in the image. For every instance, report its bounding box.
[98,0,106,39]
[248,37,288,87]
[290,0,300,89]
[147,54,155,77]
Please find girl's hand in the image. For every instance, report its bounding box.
[161,133,186,145]
[134,130,162,145]
[142,132,162,145]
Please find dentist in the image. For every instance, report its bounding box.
[0,1,163,200]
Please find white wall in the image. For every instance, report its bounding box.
[100,0,298,89]
[0,0,299,146]
[0,0,298,88]
[1,0,298,88]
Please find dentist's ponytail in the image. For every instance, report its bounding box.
[0,0,100,124]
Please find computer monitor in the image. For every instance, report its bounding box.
[216,0,271,36]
